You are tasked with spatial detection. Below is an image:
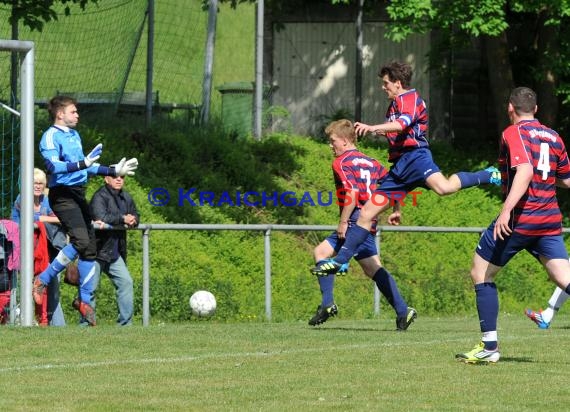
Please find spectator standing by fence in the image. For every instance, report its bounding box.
[90,173,139,325]
[12,168,67,326]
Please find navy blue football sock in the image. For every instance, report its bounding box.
[373,267,408,316]
[316,261,335,307]
[475,282,498,350]
[565,283,570,295]
[456,170,490,188]
[475,282,498,333]
[334,225,370,264]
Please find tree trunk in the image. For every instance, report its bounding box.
[354,0,364,122]
[535,12,558,128]
[484,33,514,137]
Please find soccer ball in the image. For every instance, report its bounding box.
[189,290,217,317]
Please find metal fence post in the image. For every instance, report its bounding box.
[142,227,150,326]
[264,228,272,321]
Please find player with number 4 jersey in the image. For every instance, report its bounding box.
[456,87,570,364]
[499,119,569,236]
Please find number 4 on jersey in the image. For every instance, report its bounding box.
[537,142,551,180]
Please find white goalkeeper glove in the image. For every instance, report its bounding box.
[83,143,103,167]
[114,157,138,176]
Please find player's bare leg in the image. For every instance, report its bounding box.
[425,172,462,196]
[426,168,501,197]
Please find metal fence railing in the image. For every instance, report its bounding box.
[133,224,490,326]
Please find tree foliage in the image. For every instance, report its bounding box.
[384,0,570,40]
[385,0,508,41]
[385,0,570,133]
[3,0,98,32]
[213,0,570,133]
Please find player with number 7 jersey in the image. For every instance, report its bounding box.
[308,119,416,330]
[498,118,570,236]
[332,147,387,235]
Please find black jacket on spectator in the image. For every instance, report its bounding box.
[89,184,139,263]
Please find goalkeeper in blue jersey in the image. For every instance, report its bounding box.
[33,95,138,326]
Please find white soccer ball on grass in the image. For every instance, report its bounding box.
[189,290,217,317]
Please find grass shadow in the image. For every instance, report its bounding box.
[496,356,536,364]
[308,326,398,333]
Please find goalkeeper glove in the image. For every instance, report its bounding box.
[114,157,138,176]
[83,143,103,168]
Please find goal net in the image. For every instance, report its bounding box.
[0,0,207,107]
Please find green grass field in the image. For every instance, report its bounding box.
[1,314,567,411]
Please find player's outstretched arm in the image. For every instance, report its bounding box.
[87,155,138,178]
[354,122,375,136]
[43,143,104,174]
[354,121,403,137]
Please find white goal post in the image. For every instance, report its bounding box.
[0,39,35,327]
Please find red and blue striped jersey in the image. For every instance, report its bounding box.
[498,119,570,236]
[384,89,429,162]
[332,149,387,231]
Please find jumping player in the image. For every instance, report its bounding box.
[311,61,501,276]
[456,87,570,364]
[308,119,416,330]
[33,95,138,326]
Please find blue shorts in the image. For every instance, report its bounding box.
[325,231,377,261]
[377,148,440,197]
[476,220,569,266]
